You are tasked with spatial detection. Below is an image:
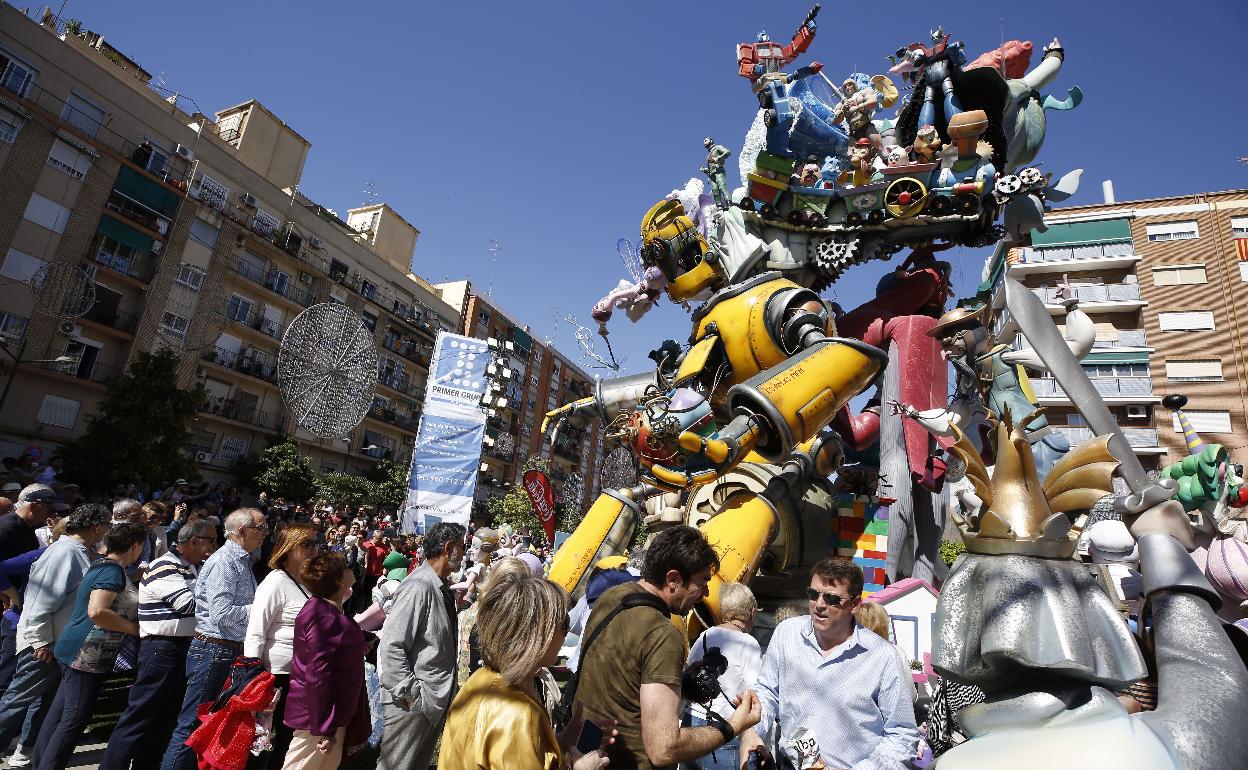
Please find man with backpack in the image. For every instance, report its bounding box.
[573,526,760,770]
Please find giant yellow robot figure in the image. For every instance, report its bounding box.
[543,199,886,632]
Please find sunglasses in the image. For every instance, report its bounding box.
[805,588,851,607]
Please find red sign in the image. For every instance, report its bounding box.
[522,470,557,544]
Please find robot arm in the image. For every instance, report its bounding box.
[542,370,659,444]
[779,4,820,65]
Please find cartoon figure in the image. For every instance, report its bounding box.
[819,155,842,188]
[701,137,733,210]
[889,27,967,137]
[933,109,997,191]
[590,237,667,325]
[910,124,943,163]
[839,138,882,188]
[831,72,899,150]
[736,5,820,90]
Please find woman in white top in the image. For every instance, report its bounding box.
[244,522,324,770]
[682,582,762,770]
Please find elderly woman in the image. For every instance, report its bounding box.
[439,572,610,770]
[245,523,324,770]
[682,582,762,770]
[32,522,147,770]
[280,552,367,770]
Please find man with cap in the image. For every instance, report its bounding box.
[0,485,64,683]
[0,483,21,516]
[564,556,640,673]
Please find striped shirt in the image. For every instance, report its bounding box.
[138,551,198,637]
[755,618,918,770]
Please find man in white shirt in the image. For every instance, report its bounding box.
[100,521,217,770]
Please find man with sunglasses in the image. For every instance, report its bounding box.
[743,557,917,769]
[101,520,217,770]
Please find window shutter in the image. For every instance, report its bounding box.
[1158,311,1214,331]
[1165,360,1223,381]
[1172,411,1232,434]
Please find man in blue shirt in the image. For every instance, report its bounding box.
[744,558,918,770]
[160,508,266,770]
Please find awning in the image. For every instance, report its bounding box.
[114,166,180,218]
[97,215,153,253]
[512,328,533,352]
[1031,218,1132,248]
[1083,351,1149,364]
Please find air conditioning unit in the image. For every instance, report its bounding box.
[174,143,194,161]
[298,272,312,285]
[57,320,80,336]
[194,450,212,463]
[151,240,163,253]
[239,192,258,208]
[308,236,322,249]
[1126,405,1148,419]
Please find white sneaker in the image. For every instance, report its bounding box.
[7,746,30,768]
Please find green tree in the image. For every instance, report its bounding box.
[363,458,409,510]
[313,472,376,509]
[242,437,314,501]
[61,350,204,492]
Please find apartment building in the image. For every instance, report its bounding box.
[982,186,1248,469]
[0,7,460,481]
[435,280,605,518]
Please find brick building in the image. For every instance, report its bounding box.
[983,187,1248,469]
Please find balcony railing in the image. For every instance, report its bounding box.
[232,259,314,307]
[1014,329,1148,351]
[226,303,284,340]
[1055,426,1160,449]
[1030,284,1142,305]
[81,305,138,333]
[201,345,278,383]
[42,359,121,384]
[1030,376,1154,399]
[359,445,394,460]
[381,336,430,368]
[92,247,157,283]
[1017,242,1135,265]
[105,191,170,238]
[3,80,144,160]
[376,370,424,400]
[199,395,280,431]
[367,404,420,433]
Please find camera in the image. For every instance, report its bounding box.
[681,645,728,704]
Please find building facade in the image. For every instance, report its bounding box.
[0,7,461,482]
[435,280,605,520]
[983,187,1248,469]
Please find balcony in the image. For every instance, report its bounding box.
[1030,376,1160,404]
[233,259,314,307]
[81,305,137,334]
[1008,242,1139,277]
[367,404,421,433]
[1054,426,1165,454]
[376,370,424,400]
[358,445,394,460]
[4,80,147,161]
[381,336,430,368]
[201,345,278,384]
[1013,329,1149,351]
[226,303,284,340]
[41,358,121,385]
[105,191,170,240]
[1030,283,1142,307]
[92,247,157,283]
[199,395,281,431]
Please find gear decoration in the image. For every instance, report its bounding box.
[29,261,95,319]
[277,302,379,439]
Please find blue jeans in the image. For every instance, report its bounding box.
[159,639,237,770]
[0,615,18,694]
[679,713,740,770]
[0,648,60,751]
[32,665,103,770]
[100,637,191,770]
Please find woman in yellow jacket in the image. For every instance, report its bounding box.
[439,571,612,770]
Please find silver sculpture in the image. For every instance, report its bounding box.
[29,261,95,318]
[277,302,378,438]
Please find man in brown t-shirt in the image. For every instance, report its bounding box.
[576,526,761,770]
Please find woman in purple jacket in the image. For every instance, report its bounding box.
[280,552,367,770]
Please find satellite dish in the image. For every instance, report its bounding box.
[277,302,378,438]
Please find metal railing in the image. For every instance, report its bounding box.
[226,303,284,340]
[1030,376,1153,399]
[381,336,430,368]
[1030,284,1142,305]
[1014,329,1148,350]
[81,305,137,333]
[199,395,280,430]
[1055,426,1160,449]
[367,404,420,433]
[376,370,424,400]
[105,191,171,237]
[92,248,157,283]
[1018,242,1136,265]
[2,79,142,159]
[232,259,313,307]
[42,358,121,384]
[201,345,277,383]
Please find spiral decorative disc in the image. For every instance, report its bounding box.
[30,261,95,318]
[277,302,378,438]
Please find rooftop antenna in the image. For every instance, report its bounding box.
[486,239,501,298]
[545,305,562,345]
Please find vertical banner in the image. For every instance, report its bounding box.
[402,333,491,533]
[522,469,557,545]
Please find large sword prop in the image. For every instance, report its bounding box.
[1004,276,1176,514]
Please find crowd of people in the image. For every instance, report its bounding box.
[0,456,942,770]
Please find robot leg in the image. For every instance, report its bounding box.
[695,491,780,629]
[547,488,640,599]
[919,85,938,132]
[940,75,963,126]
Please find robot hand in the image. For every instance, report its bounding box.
[648,412,764,491]
[541,396,599,445]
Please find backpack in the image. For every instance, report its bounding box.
[554,589,670,732]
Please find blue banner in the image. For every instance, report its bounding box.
[402,333,491,533]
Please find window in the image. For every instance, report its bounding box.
[189,217,219,248]
[319,461,338,474]
[1165,360,1224,381]
[36,395,79,429]
[217,112,243,141]
[360,279,377,301]
[1146,221,1199,241]
[1152,264,1207,286]
[0,49,37,97]
[217,436,250,465]
[362,312,377,332]
[267,269,290,297]
[139,138,169,176]
[0,115,20,144]
[393,299,409,319]
[1172,410,1232,434]
[96,237,138,274]
[1,248,44,282]
[23,193,71,233]
[227,295,253,323]
[253,208,280,238]
[46,139,91,181]
[1239,263,1248,283]
[190,429,216,455]
[175,263,206,291]
[160,312,190,339]
[60,92,104,138]
[1231,217,1248,236]
[195,173,229,208]
[0,312,28,343]
[1158,311,1215,331]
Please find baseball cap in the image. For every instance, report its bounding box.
[17,485,69,511]
[174,479,187,486]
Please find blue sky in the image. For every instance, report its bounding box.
[82,0,1247,372]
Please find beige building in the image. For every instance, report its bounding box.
[435,280,605,522]
[0,7,461,482]
[983,186,1248,469]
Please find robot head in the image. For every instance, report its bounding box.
[756,31,770,43]
[639,199,723,302]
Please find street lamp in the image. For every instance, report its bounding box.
[0,341,80,422]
